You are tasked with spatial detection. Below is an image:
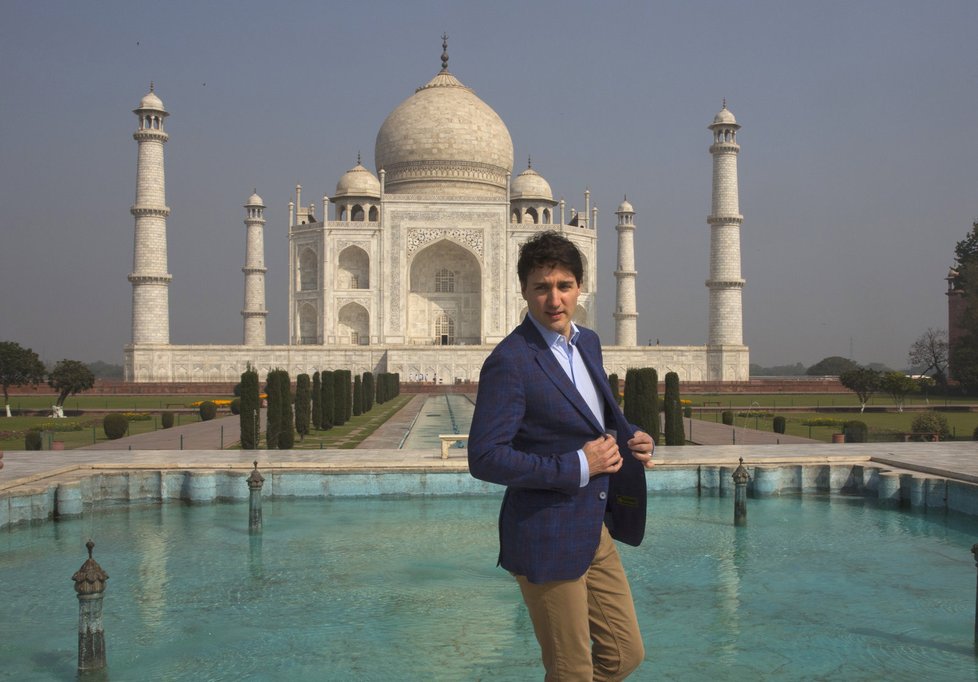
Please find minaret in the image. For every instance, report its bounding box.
[242,191,268,345]
[129,84,172,345]
[706,101,745,346]
[614,198,638,346]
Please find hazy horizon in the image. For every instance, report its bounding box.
[2,1,975,371]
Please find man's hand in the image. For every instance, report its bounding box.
[627,431,655,470]
[583,433,623,477]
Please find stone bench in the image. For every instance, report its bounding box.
[439,434,469,459]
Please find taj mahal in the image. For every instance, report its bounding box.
[124,42,748,383]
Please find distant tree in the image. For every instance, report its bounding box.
[362,371,374,413]
[880,371,916,412]
[908,329,949,388]
[0,341,45,413]
[265,370,282,448]
[950,223,978,390]
[353,375,363,417]
[911,413,951,441]
[609,373,621,405]
[239,365,260,449]
[311,371,322,430]
[85,361,124,380]
[376,372,387,404]
[839,367,882,412]
[806,356,859,376]
[332,370,347,426]
[623,368,659,443]
[295,373,311,440]
[750,362,807,376]
[321,370,334,430]
[663,371,685,446]
[279,370,294,449]
[47,359,95,407]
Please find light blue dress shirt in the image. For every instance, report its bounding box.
[526,315,605,487]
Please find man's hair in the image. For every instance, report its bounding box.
[517,231,584,288]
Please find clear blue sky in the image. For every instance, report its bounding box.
[1,0,975,370]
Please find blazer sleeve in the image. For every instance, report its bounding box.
[468,347,582,495]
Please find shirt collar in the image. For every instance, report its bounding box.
[527,314,580,349]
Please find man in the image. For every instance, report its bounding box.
[468,231,655,681]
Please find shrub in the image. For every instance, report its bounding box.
[663,372,685,446]
[353,375,363,417]
[609,373,621,405]
[265,370,282,448]
[239,366,260,449]
[199,400,218,421]
[230,398,241,415]
[311,372,322,429]
[623,368,659,443]
[843,420,868,443]
[295,374,311,439]
[721,410,734,426]
[910,413,951,441]
[278,370,294,449]
[683,406,692,418]
[362,371,374,413]
[773,416,786,434]
[24,429,42,450]
[321,370,335,430]
[161,411,175,429]
[973,425,978,441]
[103,413,128,440]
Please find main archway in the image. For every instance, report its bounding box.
[407,239,481,345]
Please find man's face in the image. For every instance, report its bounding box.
[521,264,580,340]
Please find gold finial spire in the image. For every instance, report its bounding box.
[722,97,727,109]
[149,81,155,92]
[441,32,449,71]
[527,155,532,169]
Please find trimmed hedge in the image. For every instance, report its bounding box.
[773,416,786,434]
[24,429,42,450]
[239,366,260,449]
[721,410,734,426]
[910,413,951,441]
[624,367,659,443]
[843,420,868,443]
[199,400,218,421]
[295,374,311,439]
[103,413,128,440]
[161,411,175,429]
[230,398,241,415]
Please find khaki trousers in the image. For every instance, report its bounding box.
[515,525,645,681]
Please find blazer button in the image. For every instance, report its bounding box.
[599,491,607,500]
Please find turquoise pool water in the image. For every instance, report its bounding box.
[401,393,475,449]
[2,494,977,680]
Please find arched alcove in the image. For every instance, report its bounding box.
[299,248,318,291]
[338,302,369,345]
[408,239,482,344]
[338,245,369,289]
[298,302,318,344]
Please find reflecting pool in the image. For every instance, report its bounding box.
[2,494,977,680]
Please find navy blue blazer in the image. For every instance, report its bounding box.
[468,317,648,583]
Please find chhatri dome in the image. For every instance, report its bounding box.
[334,158,381,199]
[712,100,737,125]
[138,83,165,111]
[245,190,264,206]
[510,160,554,202]
[374,37,513,197]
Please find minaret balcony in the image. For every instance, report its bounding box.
[705,279,745,289]
[706,215,743,225]
[133,130,169,143]
[127,273,172,284]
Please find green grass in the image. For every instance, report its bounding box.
[0,412,204,450]
[693,409,978,443]
[687,392,970,410]
[3,394,228,412]
[238,395,413,450]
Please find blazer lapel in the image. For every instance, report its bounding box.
[520,318,604,433]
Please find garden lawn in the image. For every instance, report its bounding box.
[2,395,229,413]
[0,413,188,451]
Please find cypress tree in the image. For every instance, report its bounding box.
[663,371,685,446]
[362,371,374,412]
[609,373,620,405]
[394,372,400,396]
[353,375,363,416]
[279,370,294,448]
[376,372,387,404]
[265,369,281,449]
[311,371,322,430]
[333,369,347,426]
[295,373,311,440]
[321,370,334,429]
[239,365,260,450]
[345,370,354,422]
[623,367,659,443]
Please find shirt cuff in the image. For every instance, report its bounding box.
[577,449,589,487]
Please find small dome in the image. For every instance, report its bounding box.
[246,191,264,207]
[334,163,381,199]
[510,166,553,202]
[712,105,737,125]
[138,88,165,112]
[617,198,634,214]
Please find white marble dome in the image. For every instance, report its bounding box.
[617,198,634,214]
[510,166,553,202]
[246,191,264,206]
[375,70,513,197]
[334,163,381,198]
[138,89,165,111]
[712,105,737,125]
